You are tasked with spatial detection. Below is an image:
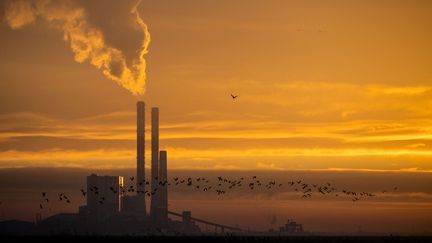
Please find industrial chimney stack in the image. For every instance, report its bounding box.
[150,107,159,221]
[159,150,168,225]
[136,101,146,215]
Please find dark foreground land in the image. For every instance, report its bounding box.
[1,236,432,243]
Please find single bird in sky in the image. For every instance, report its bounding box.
[231,94,238,99]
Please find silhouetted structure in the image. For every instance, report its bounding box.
[279,220,303,234]
[0,220,35,235]
[84,174,123,220]
[158,150,168,225]
[136,101,146,215]
[150,107,159,222]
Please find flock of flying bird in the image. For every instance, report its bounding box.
[38,175,398,209]
[39,92,401,209]
[0,93,395,211]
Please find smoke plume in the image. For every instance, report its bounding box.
[4,0,151,96]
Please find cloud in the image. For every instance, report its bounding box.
[308,167,432,173]
[2,107,432,170]
[367,85,431,96]
[256,162,285,171]
[407,143,426,148]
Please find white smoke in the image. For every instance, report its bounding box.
[4,0,151,96]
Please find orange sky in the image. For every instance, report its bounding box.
[1,1,432,232]
[0,0,432,172]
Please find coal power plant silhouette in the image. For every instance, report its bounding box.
[27,102,208,235]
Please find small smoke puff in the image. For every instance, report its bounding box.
[5,0,36,29]
[4,0,150,96]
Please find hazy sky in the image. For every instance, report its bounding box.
[0,0,432,232]
[1,168,431,232]
[1,0,432,171]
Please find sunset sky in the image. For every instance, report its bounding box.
[1,0,432,171]
[0,0,431,232]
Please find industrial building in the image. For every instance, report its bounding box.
[83,174,123,220]
[279,220,304,234]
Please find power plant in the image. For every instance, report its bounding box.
[0,101,307,236]
[74,101,194,233]
[25,101,241,235]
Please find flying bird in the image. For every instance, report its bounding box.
[231,94,238,99]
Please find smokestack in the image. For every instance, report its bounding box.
[159,150,168,225]
[136,101,146,215]
[150,107,159,221]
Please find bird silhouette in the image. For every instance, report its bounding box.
[231,94,238,99]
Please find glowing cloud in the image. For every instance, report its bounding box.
[4,0,151,96]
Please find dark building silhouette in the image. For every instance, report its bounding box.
[279,220,303,234]
[0,220,35,235]
[85,174,123,220]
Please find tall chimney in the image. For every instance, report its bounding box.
[150,107,159,221]
[159,150,168,225]
[136,101,146,215]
